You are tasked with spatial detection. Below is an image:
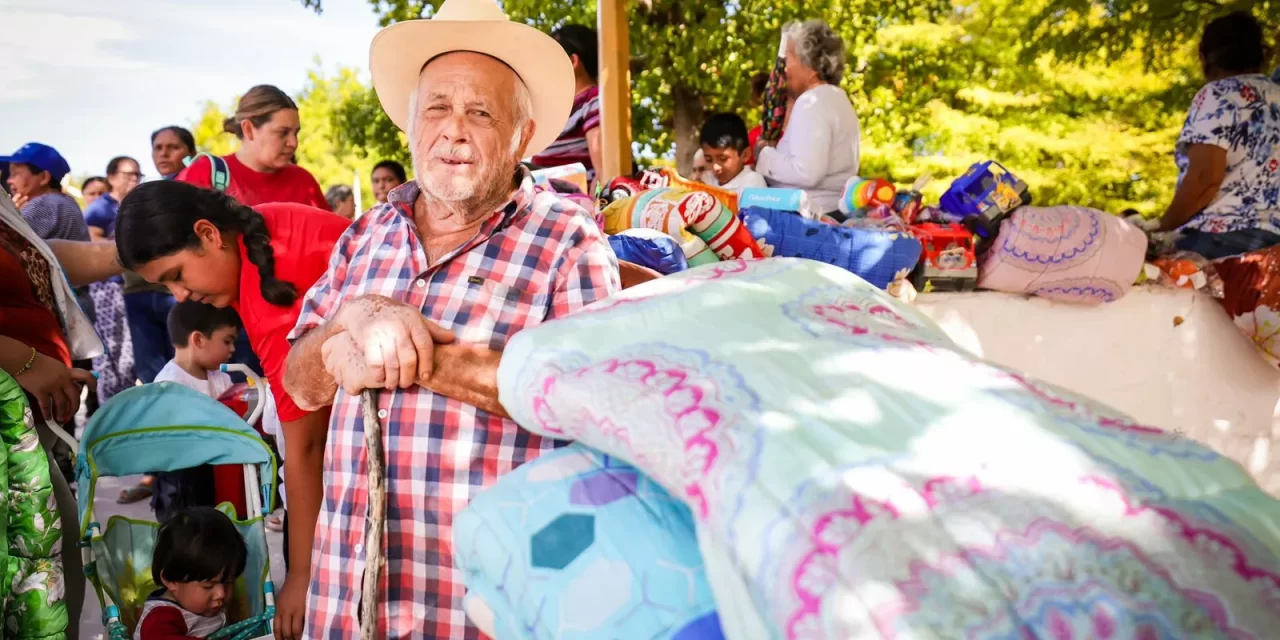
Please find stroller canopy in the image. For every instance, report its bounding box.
[76,382,275,535]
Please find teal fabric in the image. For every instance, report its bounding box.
[75,382,275,532]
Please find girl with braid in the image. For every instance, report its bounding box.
[115,179,350,640]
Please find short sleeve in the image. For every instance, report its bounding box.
[581,94,602,133]
[1180,82,1245,150]
[548,207,621,319]
[19,200,56,239]
[287,224,353,343]
[175,156,214,189]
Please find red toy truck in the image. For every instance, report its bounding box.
[909,223,979,292]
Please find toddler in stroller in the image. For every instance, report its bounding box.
[135,507,247,639]
[77,382,277,640]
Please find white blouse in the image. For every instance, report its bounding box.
[756,84,861,214]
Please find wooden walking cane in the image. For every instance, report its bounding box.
[359,389,386,640]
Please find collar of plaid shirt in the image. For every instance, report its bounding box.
[299,162,619,639]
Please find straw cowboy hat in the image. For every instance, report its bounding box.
[369,0,576,157]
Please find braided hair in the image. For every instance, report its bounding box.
[115,180,298,307]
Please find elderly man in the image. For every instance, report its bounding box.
[281,0,621,637]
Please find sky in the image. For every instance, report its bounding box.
[0,0,381,180]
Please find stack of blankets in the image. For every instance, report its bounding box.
[454,258,1280,639]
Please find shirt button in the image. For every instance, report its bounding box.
[355,543,363,554]
[377,409,388,419]
[416,279,426,288]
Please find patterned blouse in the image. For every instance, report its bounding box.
[1176,74,1280,234]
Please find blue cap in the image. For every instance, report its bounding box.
[0,143,71,183]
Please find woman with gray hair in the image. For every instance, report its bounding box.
[755,20,861,216]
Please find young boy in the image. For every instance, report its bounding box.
[150,302,241,522]
[700,113,768,194]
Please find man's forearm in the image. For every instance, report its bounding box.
[420,343,508,418]
[284,322,342,411]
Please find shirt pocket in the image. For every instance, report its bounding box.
[454,277,551,350]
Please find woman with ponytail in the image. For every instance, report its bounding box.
[177,85,329,211]
[115,179,349,640]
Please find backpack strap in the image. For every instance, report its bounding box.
[183,153,231,193]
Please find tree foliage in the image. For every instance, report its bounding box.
[290,0,1259,213]
[1026,0,1279,68]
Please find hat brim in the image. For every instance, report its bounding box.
[370,19,576,158]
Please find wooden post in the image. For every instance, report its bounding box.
[598,0,631,184]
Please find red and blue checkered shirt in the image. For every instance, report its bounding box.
[289,167,620,638]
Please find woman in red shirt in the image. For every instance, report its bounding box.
[177,85,329,211]
[115,180,347,640]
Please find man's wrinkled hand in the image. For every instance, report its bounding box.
[335,295,455,389]
[322,332,381,397]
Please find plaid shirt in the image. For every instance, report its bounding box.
[290,167,620,639]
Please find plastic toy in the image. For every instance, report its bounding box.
[892,175,932,224]
[839,177,897,217]
[939,161,1030,238]
[909,222,978,292]
[740,188,814,219]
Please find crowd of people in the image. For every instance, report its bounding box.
[1,0,1280,638]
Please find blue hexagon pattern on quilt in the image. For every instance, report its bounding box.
[454,445,724,640]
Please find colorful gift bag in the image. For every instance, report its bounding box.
[741,206,922,289]
[639,168,739,213]
[978,205,1148,304]
[454,445,724,640]
[603,193,719,267]
[496,257,1280,640]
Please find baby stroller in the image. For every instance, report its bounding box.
[76,380,277,640]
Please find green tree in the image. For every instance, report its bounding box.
[1027,0,1280,68]
[191,100,239,157]
[301,0,1222,213]
[295,65,385,208]
[304,0,947,174]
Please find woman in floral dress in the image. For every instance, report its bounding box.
[1159,11,1280,259]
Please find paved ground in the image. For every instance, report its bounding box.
[76,474,285,639]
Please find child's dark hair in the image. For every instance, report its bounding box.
[700,113,750,151]
[372,159,407,183]
[167,301,240,348]
[1201,11,1268,74]
[152,507,247,586]
[116,180,298,307]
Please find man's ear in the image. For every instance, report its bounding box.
[191,331,206,349]
[514,120,537,160]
